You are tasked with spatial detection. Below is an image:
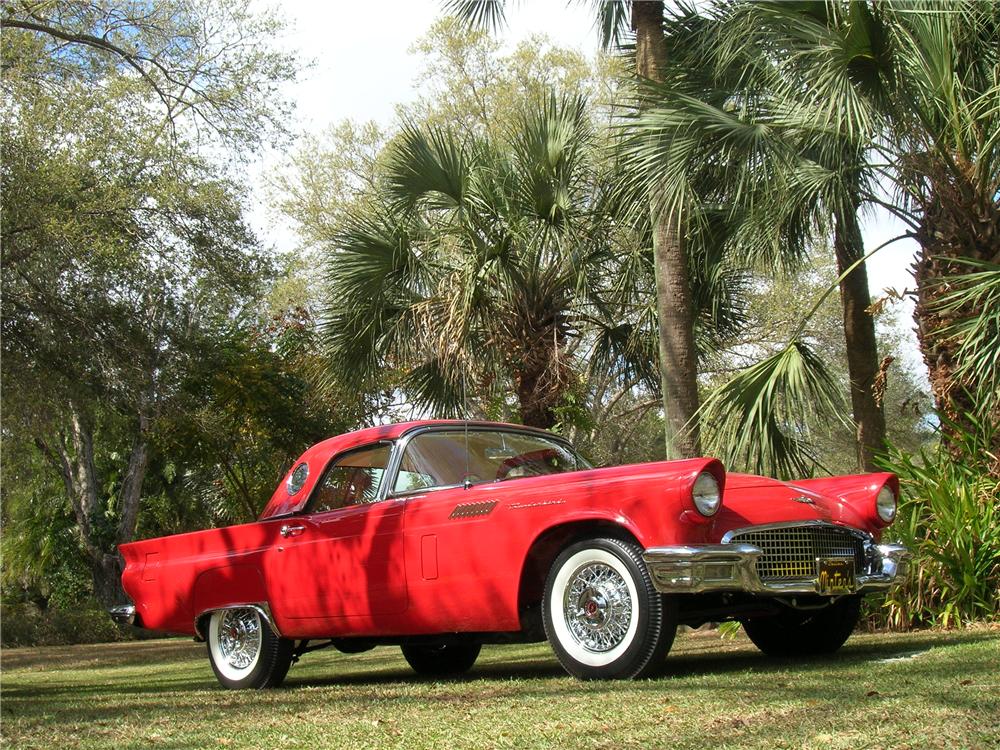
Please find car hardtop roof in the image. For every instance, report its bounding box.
[310,419,560,454]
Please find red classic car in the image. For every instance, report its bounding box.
[113,420,908,688]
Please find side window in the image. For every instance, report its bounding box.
[307,443,392,514]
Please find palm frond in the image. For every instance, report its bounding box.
[588,0,631,51]
[700,341,848,479]
[509,93,592,228]
[385,124,471,211]
[933,258,1000,403]
[403,356,467,418]
[441,0,507,32]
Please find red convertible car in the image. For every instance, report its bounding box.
[113,420,908,688]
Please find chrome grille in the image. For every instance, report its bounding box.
[727,525,865,582]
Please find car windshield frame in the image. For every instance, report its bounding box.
[385,425,590,498]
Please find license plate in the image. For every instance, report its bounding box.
[816,558,855,595]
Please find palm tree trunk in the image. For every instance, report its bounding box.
[516,365,557,429]
[834,210,887,471]
[913,171,1000,459]
[633,0,702,458]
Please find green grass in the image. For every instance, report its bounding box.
[2,629,999,749]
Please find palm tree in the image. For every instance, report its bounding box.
[632,0,998,471]
[885,2,1000,453]
[444,0,704,458]
[323,94,661,428]
[618,1,895,473]
[740,0,999,459]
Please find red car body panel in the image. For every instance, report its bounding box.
[119,420,893,640]
[710,472,895,540]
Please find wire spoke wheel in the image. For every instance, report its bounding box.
[217,609,263,671]
[206,607,293,689]
[563,562,634,653]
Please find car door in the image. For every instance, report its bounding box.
[393,429,551,634]
[263,442,407,623]
[402,481,519,633]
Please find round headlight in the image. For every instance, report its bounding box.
[692,472,721,517]
[876,485,897,523]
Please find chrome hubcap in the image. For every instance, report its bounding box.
[218,609,261,670]
[563,562,632,652]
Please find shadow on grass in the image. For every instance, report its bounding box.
[4,629,996,726]
[1,637,205,672]
[289,629,998,687]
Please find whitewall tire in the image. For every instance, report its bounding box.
[543,537,677,679]
[206,607,293,689]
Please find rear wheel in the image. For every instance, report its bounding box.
[542,537,677,679]
[742,595,861,657]
[206,607,293,689]
[401,643,481,677]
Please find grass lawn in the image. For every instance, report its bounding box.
[2,628,998,750]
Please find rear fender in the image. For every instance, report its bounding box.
[192,565,271,637]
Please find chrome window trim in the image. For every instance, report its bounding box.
[720,519,873,545]
[383,423,585,499]
[194,602,280,641]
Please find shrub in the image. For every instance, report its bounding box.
[871,428,1000,629]
[0,601,132,648]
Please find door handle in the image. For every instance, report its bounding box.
[280,524,306,538]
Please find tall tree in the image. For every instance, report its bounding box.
[1,1,296,604]
[885,1,1000,452]
[444,0,703,457]
[1,1,295,151]
[618,1,893,471]
[280,23,745,442]
[643,0,998,470]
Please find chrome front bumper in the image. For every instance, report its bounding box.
[642,542,910,595]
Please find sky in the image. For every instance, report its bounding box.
[251,0,925,375]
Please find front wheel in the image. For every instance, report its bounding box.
[542,537,677,679]
[741,595,861,657]
[401,642,481,677]
[206,607,293,689]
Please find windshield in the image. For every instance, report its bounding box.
[393,429,589,494]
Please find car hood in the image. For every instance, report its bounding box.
[711,472,872,541]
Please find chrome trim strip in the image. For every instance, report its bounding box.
[643,537,910,595]
[193,602,281,641]
[109,604,136,626]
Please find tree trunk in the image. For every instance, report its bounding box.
[650,203,702,458]
[516,363,557,429]
[633,0,702,458]
[35,403,150,608]
[833,210,887,471]
[90,553,127,609]
[913,169,1000,462]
